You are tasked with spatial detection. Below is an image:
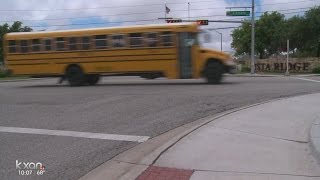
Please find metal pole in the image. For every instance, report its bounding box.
[285,40,290,76]
[188,2,190,21]
[220,33,223,52]
[165,3,167,22]
[214,30,223,52]
[250,0,255,74]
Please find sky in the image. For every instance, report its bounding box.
[0,0,319,53]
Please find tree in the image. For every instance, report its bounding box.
[300,6,320,56]
[231,6,320,58]
[285,15,304,53]
[231,12,285,59]
[231,21,251,57]
[286,6,320,57]
[257,12,286,57]
[0,21,33,62]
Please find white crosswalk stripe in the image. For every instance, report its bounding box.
[0,126,149,142]
[293,77,320,83]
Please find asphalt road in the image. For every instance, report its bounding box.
[1,76,320,180]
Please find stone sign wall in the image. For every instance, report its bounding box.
[240,57,320,73]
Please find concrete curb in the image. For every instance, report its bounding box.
[225,74,320,77]
[0,78,44,83]
[295,74,320,77]
[79,96,295,180]
[225,74,283,77]
[310,118,320,165]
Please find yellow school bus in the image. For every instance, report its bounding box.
[3,23,235,86]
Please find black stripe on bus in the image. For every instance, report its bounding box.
[6,53,176,62]
[56,59,175,64]
[8,63,49,66]
[7,59,175,66]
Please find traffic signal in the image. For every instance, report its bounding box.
[166,19,182,23]
[196,20,209,25]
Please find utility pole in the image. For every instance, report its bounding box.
[250,0,255,74]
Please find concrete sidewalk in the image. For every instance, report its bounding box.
[136,93,320,180]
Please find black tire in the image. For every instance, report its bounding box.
[66,65,86,86]
[86,74,100,85]
[145,74,157,79]
[205,61,224,84]
[141,73,159,80]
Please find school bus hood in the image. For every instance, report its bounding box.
[200,48,234,65]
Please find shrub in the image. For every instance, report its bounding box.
[241,65,251,73]
[312,66,320,74]
[0,71,8,78]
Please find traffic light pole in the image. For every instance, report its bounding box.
[250,0,255,74]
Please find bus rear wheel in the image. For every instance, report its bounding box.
[86,74,100,85]
[66,65,86,86]
[205,61,224,84]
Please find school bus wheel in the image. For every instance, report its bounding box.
[204,60,224,84]
[140,73,160,80]
[86,74,101,85]
[65,64,86,86]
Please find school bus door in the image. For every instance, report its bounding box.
[177,32,193,79]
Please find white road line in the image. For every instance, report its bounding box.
[0,126,149,143]
[293,77,320,83]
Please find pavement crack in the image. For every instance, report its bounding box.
[113,159,149,166]
[213,126,308,143]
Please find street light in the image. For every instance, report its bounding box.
[213,30,222,52]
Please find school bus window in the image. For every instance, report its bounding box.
[20,40,29,53]
[129,33,143,47]
[188,33,199,45]
[95,35,108,49]
[44,39,52,51]
[69,37,78,50]
[161,32,174,46]
[112,35,125,48]
[81,37,90,50]
[146,33,157,47]
[32,39,41,52]
[56,37,65,51]
[8,40,17,53]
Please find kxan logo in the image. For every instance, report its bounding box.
[16,160,45,170]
